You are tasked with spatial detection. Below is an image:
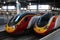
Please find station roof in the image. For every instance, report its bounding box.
[0,0,60,8]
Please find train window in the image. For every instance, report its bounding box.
[9,15,19,23]
[14,15,20,22]
[8,14,21,25]
[37,13,53,27]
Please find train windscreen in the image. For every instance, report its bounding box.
[8,14,22,26]
[37,13,53,27]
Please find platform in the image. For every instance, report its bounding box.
[40,29,60,40]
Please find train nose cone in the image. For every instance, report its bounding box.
[34,24,47,34]
[5,25,15,33]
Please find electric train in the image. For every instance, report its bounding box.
[34,13,60,35]
[5,12,40,34]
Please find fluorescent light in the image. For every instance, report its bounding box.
[21,8,26,10]
[38,5,50,9]
[2,6,15,9]
[28,5,37,9]
[0,8,1,9]
[8,6,15,9]
[2,6,7,9]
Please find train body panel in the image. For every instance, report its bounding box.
[54,16,60,29]
[43,16,58,35]
[15,15,34,33]
[27,16,40,29]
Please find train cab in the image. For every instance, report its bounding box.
[5,12,40,34]
[34,13,60,35]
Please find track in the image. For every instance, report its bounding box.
[0,28,59,40]
[0,31,41,40]
[0,31,9,40]
[0,27,59,40]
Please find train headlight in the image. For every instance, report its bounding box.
[12,25,16,29]
[5,25,16,33]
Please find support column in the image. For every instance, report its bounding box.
[16,0,21,14]
[37,0,39,12]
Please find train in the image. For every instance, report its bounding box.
[5,12,40,34]
[5,12,60,36]
[33,13,60,35]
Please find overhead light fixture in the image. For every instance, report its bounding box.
[16,0,19,4]
[28,5,37,9]
[29,3,31,5]
[38,5,50,10]
[3,1,6,4]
